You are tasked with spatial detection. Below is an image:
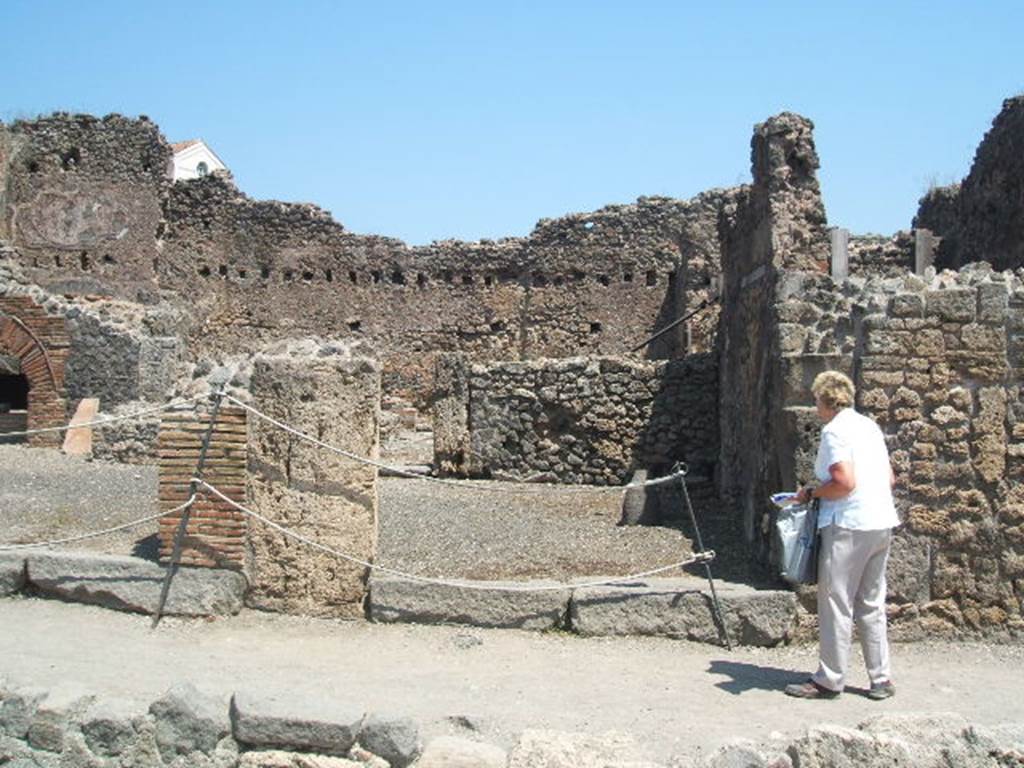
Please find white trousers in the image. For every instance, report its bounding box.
[812,524,892,692]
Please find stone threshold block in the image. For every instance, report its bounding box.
[570,576,797,647]
[0,552,27,596]
[230,691,364,756]
[25,550,247,617]
[368,575,571,630]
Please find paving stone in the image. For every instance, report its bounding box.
[358,713,421,768]
[25,551,247,616]
[369,576,570,630]
[230,691,363,756]
[415,736,507,768]
[149,683,230,762]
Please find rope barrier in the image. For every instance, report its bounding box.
[225,394,686,495]
[0,495,197,551]
[198,480,713,593]
[0,394,207,438]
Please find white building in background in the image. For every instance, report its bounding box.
[168,139,227,182]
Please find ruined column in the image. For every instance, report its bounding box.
[246,344,380,617]
[915,228,936,275]
[432,353,471,477]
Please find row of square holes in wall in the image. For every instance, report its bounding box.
[343,318,605,334]
[40,252,117,270]
[194,265,676,287]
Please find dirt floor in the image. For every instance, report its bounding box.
[1,598,1023,765]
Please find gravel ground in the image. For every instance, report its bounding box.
[1,439,701,583]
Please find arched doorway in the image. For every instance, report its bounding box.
[0,295,69,447]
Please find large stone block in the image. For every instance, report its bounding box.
[432,353,471,477]
[25,551,247,616]
[569,577,797,646]
[149,683,230,762]
[925,288,975,323]
[368,575,570,630]
[247,347,380,618]
[230,692,363,756]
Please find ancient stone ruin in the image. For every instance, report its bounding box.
[1,95,1023,637]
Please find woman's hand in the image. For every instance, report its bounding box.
[796,485,815,504]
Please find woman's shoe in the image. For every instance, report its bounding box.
[784,679,840,699]
[867,680,895,700]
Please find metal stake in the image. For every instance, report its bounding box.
[674,462,732,650]
[152,384,227,628]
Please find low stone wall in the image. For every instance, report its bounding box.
[1,681,1022,768]
[434,354,718,484]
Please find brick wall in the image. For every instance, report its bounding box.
[157,403,247,569]
[0,293,69,447]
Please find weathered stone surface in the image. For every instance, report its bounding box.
[0,553,26,596]
[246,348,380,618]
[149,683,230,762]
[507,729,662,768]
[80,699,138,758]
[26,685,95,753]
[0,684,46,739]
[241,751,363,767]
[230,692,363,756]
[702,738,788,768]
[369,576,570,630]
[25,551,247,616]
[570,577,796,646]
[358,713,421,768]
[415,736,507,768]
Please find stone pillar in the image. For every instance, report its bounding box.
[432,353,471,477]
[830,227,849,279]
[915,228,936,275]
[246,348,380,618]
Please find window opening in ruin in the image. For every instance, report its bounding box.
[589,321,603,334]
[0,374,29,412]
[60,148,81,170]
[371,270,382,284]
[348,320,362,331]
[238,268,248,279]
[646,270,658,286]
[80,252,91,270]
[284,270,295,281]
[417,273,428,287]
[532,272,548,287]
[554,275,565,287]
[325,269,333,282]
[583,221,595,230]
[53,255,62,268]
[261,266,271,279]
[572,270,585,281]
[219,265,229,277]
[598,274,610,286]
[196,161,209,176]
[103,254,115,265]
[623,272,634,283]
[443,270,453,284]
[462,274,473,285]
[348,270,358,284]
[198,265,211,277]
[484,275,494,287]
[391,270,406,285]
[26,160,40,173]
[490,320,505,332]
[302,270,314,281]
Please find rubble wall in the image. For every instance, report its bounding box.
[435,354,718,485]
[915,95,1024,272]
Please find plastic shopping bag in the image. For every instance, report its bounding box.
[774,499,819,585]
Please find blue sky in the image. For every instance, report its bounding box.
[2,2,1021,245]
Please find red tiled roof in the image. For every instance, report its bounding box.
[170,139,202,153]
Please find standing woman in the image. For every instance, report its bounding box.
[785,371,900,700]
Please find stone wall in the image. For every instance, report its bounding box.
[773,263,1024,634]
[434,354,718,485]
[915,95,1024,272]
[716,112,830,554]
[0,114,169,300]
[245,342,380,618]
[848,232,914,277]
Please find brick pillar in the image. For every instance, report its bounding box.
[246,351,380,618]
[157,404,247,568]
